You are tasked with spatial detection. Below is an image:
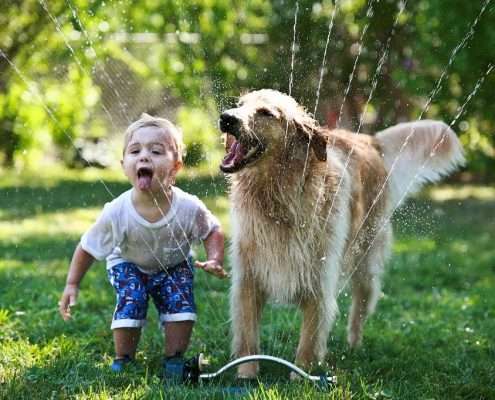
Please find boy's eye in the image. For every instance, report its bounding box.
[152,149,163,155]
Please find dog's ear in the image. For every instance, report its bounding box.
[310,132,328,162]
[294,120,328,162]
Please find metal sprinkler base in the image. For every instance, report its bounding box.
[164,353,337,392]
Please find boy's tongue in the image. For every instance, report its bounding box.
[137,169,153,190]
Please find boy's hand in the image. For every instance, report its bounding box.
[59,284,79,320]
[194,260,229,279]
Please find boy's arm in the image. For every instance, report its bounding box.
[195,228,228,279]
[59,244,95,320]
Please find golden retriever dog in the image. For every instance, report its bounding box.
[218,89,464,378]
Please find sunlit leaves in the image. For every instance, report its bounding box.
[0,0,494,176]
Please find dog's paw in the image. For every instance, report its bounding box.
[289,371,303,381]
[347,331,363,348]
[237,362,259,379]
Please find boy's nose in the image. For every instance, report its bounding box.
[139,150,150,160]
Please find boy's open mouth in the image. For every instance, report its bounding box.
[220,134,266,173]
[137,167,153,190]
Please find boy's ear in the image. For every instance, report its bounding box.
[175,160,183,171]
[171,160,183,176]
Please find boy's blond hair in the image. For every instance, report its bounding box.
[123,113,185,163]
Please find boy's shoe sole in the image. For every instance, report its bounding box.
[163,356,186,384]
[111,355,133,372]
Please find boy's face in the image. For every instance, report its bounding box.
[121,126,182,193]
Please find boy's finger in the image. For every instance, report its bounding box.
[58,296,73,318]
[208,266,228,278]
[58,298,67,311]
[69,295,77,307]
[195,262,228,278]
[63,308,72,320]
[218,270,229,278]
[59,305,69,320]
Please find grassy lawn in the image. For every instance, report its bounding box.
[0,168,494,399]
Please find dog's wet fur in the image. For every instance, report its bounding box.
[219,89,464,378]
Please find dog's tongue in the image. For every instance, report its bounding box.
[138,174,152,190]
[222,140,247,169]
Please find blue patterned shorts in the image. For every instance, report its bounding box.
[107,259,196,329]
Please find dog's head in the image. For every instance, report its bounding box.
[219,89,328,173]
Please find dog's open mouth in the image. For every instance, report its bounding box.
[220,134,266,173]
[137,167,153,190]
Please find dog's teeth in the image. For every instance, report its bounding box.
[246,147,257,159]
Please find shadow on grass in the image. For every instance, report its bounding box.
[2,179,495,399]
[3,359,312,400]
[1,350,149,399]
[0,236,77,262]
[0,264,113,342]
[0,174,227,221]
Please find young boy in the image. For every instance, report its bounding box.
[59,113,227,374]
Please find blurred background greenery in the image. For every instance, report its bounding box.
[0,0,494,179]
[1,3,494,397]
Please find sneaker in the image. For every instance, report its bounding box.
[111,355,133,372]
[163,355,185,384]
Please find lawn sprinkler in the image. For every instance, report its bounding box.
[164,353,337,392]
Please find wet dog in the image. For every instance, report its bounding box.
[219,89,464,377]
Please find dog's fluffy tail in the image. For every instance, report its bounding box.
[375,120,465,205]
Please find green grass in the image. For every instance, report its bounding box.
[0,169,494,399]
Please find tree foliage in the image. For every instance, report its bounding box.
[0,0,493,177]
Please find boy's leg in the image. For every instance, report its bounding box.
[107,262,149,361]
[164,321,194,357]
[149,260,196,357]
[149,261,197,382]
[114,327,142,359]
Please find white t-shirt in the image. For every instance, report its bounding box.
[80,186,220,273]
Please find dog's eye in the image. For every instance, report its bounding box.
[258,108,274,117]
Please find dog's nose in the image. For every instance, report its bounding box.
[219,112,240,135]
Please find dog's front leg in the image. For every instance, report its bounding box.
[295,295,336,370]
[230,271,265,378]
